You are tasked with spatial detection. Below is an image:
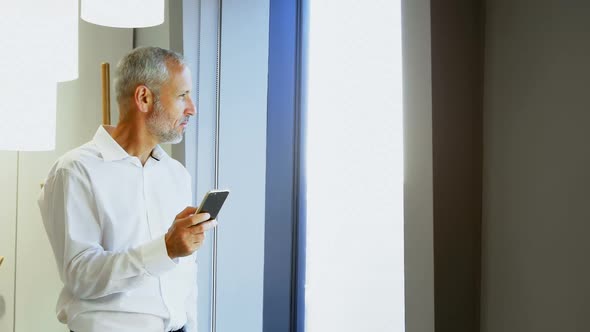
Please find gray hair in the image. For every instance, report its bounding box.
[114,46,186,107]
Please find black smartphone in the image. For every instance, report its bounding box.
[195,189,230,223]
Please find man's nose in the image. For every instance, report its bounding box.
[185,96,196,116]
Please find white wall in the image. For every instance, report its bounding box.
[481,1,590,331]
[0,18,132,332]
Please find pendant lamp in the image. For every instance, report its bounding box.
[0,0,78,151]
[0,77,58,151]
[81,0,165,28]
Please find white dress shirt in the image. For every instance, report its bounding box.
[37,125,198,332]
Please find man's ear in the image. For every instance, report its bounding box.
[134,85,153,113]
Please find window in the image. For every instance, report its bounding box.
[303,1,405,331]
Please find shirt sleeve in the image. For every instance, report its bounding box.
[184,260,198,332]
[38,167,177,300]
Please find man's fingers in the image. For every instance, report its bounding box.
[176,206,198,219]
[190,219,218,233]
[192,233,205,244]
[182,212,211,227]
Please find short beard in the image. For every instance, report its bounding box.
[146,98,183,144]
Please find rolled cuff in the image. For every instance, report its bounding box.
[140,235,178,277]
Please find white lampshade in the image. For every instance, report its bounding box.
[54,0,80,82]
[0,1,77,151]
[81,0,165,28]
[0,78,57,151]
[0,1,78,82]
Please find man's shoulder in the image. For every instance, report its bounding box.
[166,157,192,181]
[46,141,100,180]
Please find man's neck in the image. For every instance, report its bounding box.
[106,121,158,166]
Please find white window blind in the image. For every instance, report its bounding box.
[305,1,405,331]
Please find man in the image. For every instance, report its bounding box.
[37,47,216,332]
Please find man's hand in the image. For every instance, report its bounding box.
[165,206,218,259]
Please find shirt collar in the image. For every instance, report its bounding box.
[92,125,169,162]
[150,144,168,161]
